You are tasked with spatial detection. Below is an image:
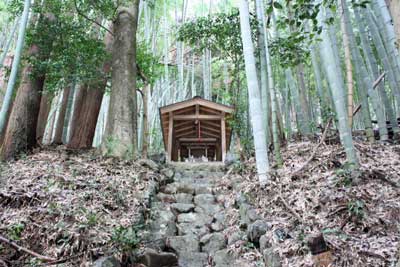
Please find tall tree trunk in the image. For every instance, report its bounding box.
[68,31,112,149]
[296,64,312,132]
[255,0,281,165]
[191,52,196,97]
[339,0,354,127]
[0,0,31,136]
[52,85,71,144]
[342,1,379,141]
[239,0,270,185]
[255,0,270,144]
[0,45,43,159]
[371,0,400,110]
[163,0,171,103]
[36,93,53,144]
[372,0,400,64]
[142,84,149,158]
[286,68,308,136]
[1,10,55,159]
[101,2,140,158]
[318,7,359,170]
[354,7,400,137]
[310,42,328,123]
[364,8,400,117]
[67,85,103,149]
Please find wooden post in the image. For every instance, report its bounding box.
[167,112,173,162]
[221,112,226,162]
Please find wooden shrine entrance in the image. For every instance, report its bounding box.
[159,97,234,163]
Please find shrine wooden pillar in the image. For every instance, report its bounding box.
[221,112,226,162]
[167,112,173,162]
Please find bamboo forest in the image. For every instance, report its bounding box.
[1,0,400,266]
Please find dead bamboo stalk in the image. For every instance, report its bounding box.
[292,118,332,175]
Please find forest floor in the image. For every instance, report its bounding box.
[0,148,160,267]
[216,140,400,267]
[0,141,399,267]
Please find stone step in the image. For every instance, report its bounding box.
[167,235,200,254]
[178,252,208,267]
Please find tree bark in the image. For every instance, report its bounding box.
[1,11,55,159]
[36,93,53,144]
[0,45,44,160]
[52,85,71,144]
[0,0,31,136]
[67,31,112,149]
[318,8,359,169]
[239,0,270,185]
[339,0,354,127]
[101,1,140,158]
[142,85,149,158]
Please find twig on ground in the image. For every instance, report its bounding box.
[277,183,304,224]
[371,169,400,188]
[0,234,57,262]
[292,118,333,176]
[277,194,304,224]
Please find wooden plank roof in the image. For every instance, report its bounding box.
[159,96,234,114]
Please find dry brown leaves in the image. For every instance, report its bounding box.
[217,141,400,267]
[0,148,157,266]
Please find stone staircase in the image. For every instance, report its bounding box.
[145,163,235,267]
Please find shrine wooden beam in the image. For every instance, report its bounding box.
[200,125,221,134]
[179,137,217,142]
[173,114,222,120]
[175,125,196,133]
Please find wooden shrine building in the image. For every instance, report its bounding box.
[159,96,234,163]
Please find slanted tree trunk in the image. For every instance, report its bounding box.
[364,8,400,117]
[318,8,359,170]
[101,1,140,158]
[52,85,71,144]
[354,7,400,137]
[239,0,270,185]
[342,3,387,141]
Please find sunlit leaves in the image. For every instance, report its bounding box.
[177,9,258,62]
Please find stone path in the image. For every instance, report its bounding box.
[146,164,236,267]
